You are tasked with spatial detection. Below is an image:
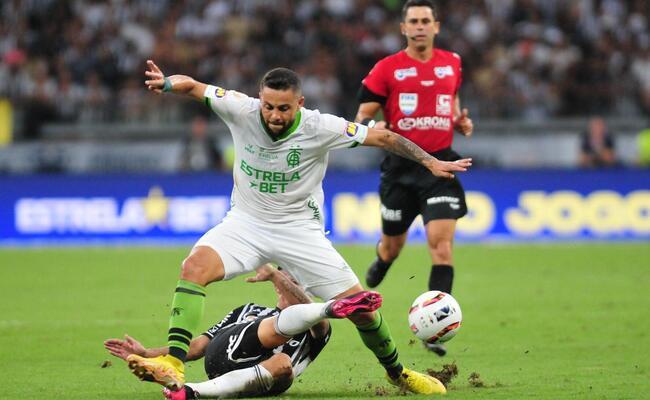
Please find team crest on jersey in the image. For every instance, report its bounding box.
[286,146,302,167]
[394,67,417,81]
[434,66,454,79]
[436,94,452,116]
[399,93,418,116]
[214,86,226,98]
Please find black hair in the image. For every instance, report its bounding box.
[260,67,301,92]
[401,0,438,20]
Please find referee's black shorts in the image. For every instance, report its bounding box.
[379,147,467,236]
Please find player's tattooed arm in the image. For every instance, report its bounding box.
[383,131,435,164]
[247,265,329,338]
[271,271,313,306]
[364,128,472,179]
[271,269,332,339]
[247,264,311,305]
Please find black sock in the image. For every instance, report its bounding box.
[185,385,197,399]
[169,346,187,362]
[429,264,454,294]
[374,242,393,271]
[373,255,392,271]
[386,363,404,379]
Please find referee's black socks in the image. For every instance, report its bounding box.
[365,255,393,288]
[374,256,393,271]
[429,264,454,294]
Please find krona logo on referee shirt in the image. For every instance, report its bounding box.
[397,116,451,131]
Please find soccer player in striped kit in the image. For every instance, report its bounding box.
[107,265,381,399]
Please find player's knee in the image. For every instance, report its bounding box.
[264,353,293,379]
[429,240,453,263]
[180,255,211,284]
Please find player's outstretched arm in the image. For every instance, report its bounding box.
[104,334,162,360]
[103,334,209,361]
[144,59,208,100]
[363,127,472,179]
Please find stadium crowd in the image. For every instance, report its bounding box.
[1,0,649,139]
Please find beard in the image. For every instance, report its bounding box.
[265,120,289,135]
[261,110,294,137]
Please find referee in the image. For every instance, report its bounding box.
[355,0,474,356]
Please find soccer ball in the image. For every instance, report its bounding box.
[408,290,462,344]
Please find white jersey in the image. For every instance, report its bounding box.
[204,85,368,224]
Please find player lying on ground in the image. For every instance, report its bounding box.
[105,265,382,399]
[129,59,469,395]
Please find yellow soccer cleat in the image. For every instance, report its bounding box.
[387,367,447,395]
[126,354,185,390]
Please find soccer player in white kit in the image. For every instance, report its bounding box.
[127,59,471,395]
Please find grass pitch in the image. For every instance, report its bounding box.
[1,243,649,399]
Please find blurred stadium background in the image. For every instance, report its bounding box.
[0,0,648,244]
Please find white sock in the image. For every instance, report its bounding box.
[274,302,330,337]
[187,365,273,398]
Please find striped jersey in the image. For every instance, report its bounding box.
[202,303,330,377]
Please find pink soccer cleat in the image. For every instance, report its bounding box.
[163,387,186,400]
[325,290,383,318]
[163,386,198,400]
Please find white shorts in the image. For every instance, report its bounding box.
[194,210,359,300]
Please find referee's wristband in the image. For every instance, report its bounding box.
[359,118,376,128]
[162,77,173,92]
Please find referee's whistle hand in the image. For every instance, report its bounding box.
[454,108,473,137]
